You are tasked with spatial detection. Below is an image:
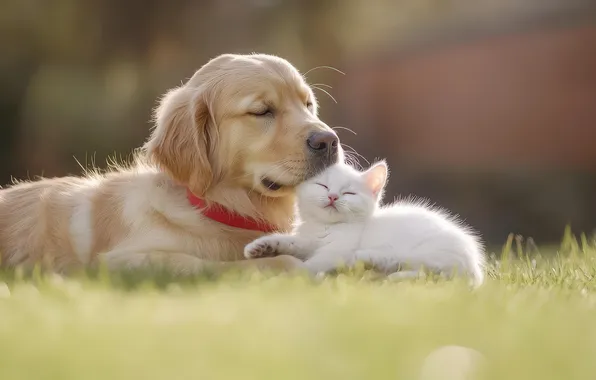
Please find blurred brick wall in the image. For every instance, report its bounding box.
[2,0,595,246]
[336,24,596,244]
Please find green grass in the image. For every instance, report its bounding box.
[1,228,596,380]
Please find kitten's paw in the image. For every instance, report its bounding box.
[244,239,281,259]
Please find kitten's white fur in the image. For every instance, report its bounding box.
[244,161,485,286]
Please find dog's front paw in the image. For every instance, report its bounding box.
[244,239,281,259]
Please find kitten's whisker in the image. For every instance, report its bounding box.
[341,143,370,166]
[343,151,364,170]
[343,152,363,169]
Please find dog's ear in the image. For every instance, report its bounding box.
[145,85,215,196]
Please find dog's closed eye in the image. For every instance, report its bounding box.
[249,107,274,117]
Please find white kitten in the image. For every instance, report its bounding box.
[244,161,485,287]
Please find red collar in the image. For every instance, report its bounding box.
[186,189,278,233]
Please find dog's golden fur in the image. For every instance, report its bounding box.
[0,53,340,274]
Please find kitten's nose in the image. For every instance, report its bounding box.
[328,194,339,203]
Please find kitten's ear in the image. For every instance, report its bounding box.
[363,160,389,197]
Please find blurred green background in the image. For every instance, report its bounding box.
[1,0,596,246]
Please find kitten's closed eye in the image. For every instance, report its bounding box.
[316,183,329,190]
[343,192,356,196]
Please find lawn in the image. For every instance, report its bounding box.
[1,228,595,380]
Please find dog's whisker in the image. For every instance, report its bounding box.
[312,86,337,104]
[263,163,290,176]
[231,172,254,181]
[332,126,357,136]
[310,83,332,89]
[261,159,302,175]
[303,65,346,77]
[267,167,293,185]
[231,157,302,181]
[255,165,293,204]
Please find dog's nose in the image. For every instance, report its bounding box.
[306,131,339,154]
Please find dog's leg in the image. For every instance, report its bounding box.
[101,250,205,275]
[101,250,304,275]
[230,254,306,273]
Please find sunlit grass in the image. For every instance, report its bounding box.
[0,229,595,380]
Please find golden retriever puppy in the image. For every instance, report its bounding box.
[0,53,341,274]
